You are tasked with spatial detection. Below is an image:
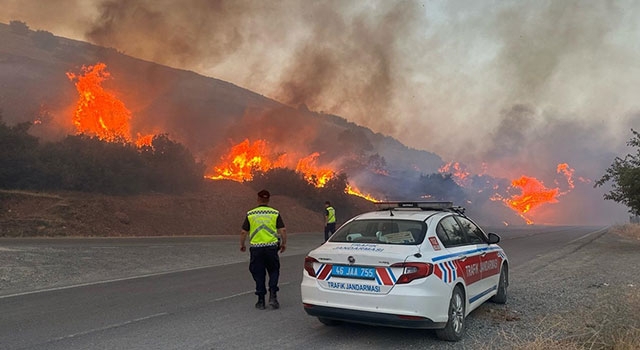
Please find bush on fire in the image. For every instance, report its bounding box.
[0,118,204,194]
[248,168,359,219]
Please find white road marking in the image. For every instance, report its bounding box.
[51,312,168,342]
[0,263,242,300]
[567,227,608,244]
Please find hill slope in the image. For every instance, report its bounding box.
[0,180,378,237]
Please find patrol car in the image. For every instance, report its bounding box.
[300,202,508,341]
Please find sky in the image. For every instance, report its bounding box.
[1,0,639,222]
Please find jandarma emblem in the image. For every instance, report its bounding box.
[348,256,355,264]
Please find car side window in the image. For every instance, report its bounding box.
[456,216,484,244]
[436,216,466,247]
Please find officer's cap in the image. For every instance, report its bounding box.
[258,189,270,199]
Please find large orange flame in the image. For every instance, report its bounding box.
[206,139,340,187]
[67,62,152,147]
[206,139,287,182]
[295,152,334,187]
[506,176,559,215]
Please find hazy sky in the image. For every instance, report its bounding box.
[2,0,639,183]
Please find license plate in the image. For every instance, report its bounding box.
[331,265,376,280]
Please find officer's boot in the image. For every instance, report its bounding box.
[269,291,279,309]
[255,295,266,310]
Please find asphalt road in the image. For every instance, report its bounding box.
[0,226,607,350]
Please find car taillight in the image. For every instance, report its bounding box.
[391,262,433,284]
[304,256,318,277]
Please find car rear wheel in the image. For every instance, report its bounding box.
[436,285,465,342]
[317,317,341,326]
[490,265,508,304]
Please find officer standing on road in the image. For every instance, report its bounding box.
[324,201,336,242]
[240,189,287,310]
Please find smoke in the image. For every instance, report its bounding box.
[2,0,638,224]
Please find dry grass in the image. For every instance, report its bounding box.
[490,225,640,350]
[609,223,640,241]
[500,284,640,350]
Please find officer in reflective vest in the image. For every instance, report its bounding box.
[240,189,287,309]
[324,201,336,242]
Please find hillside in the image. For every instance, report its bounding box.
[0,181,375,237]
[0,21,444,193]
[0,21,528,226]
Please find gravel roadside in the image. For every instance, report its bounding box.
[1,229,638,348]
[464,229,640,349]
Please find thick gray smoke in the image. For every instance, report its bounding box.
[1,0,638,224]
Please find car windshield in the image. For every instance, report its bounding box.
[329,219,427,245]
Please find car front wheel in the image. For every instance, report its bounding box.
[490,265,508,304]
[436,285,466,341]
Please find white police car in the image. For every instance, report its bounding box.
[301,202,508,341]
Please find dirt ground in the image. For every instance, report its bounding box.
[0,181,331,237]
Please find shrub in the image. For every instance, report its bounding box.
[9,20,29,35]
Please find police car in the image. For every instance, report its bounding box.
[300,202,508,341]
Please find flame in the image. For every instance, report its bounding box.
[67,62,153,147]
[206,139,287,182]
[439,161,471,187]
[345,184,380,202]
[295,152,334,187]
[556,163,575,190]
[135,133,154,148]
[207,139,340,188]
[67,63,131,142]
[506,176,559,214]
[491,175,560,225]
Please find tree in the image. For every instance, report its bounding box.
[9,20,29,35]
[595,129,640,216]
[32,30,57,50]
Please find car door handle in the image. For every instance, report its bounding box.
[480,252,487,257]
[459,255,467,261]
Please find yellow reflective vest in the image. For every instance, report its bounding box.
[247,206,280,246]
[326,206,336,224]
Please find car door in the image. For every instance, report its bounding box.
[455,216,501,303]
[434,215,484,300]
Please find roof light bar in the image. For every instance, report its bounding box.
[374,201,455,211]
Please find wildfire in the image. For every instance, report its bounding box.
[506,176,559,214]
[556,163,575,191]
[490,163,582,224]
[206,139,287,182]
[295,153,334,187]
[346,184,380,202]
[67,62,153,146]
[439,161,471,187]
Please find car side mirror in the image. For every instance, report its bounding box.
[487,233,500,244]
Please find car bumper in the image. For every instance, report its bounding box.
[301,274,452,327]
[302,304,446,329]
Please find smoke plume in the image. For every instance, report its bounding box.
[2,0,639,224]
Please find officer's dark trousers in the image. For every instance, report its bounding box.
[249,245,280,297]
[324,223,336,241]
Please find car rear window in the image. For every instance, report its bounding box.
[329,219,426,245]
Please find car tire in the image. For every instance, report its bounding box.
[436,285,465,342]
[490,265,508,304]
[318,317,341,326]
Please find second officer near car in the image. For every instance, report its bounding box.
[240,189,287,309]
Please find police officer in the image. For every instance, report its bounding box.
[240,189,287,309]
[324,201,336,242]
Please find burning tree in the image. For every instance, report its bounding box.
[595,129,640,216]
